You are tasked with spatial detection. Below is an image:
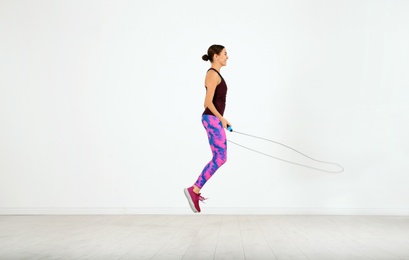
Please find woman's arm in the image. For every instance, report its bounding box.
[204,70,231,129]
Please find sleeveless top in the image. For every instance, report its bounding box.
[202,68,227,116]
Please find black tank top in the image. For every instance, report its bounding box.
[203,68,227,116]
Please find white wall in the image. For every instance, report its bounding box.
[1,0,408,215]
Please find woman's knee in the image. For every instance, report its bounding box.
[217,154,227,166]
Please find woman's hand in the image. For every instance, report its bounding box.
[221,118,231,130]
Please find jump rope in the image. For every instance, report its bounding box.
[226,125,344,173]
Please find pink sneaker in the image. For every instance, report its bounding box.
[184,186,207,213]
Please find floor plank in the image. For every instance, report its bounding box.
[213,216,246,260]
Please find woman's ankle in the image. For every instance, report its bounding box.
[193,185,201,194]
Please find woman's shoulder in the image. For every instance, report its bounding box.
[205,69,222,85]
[206,68,223,79]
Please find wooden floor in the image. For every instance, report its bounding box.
[0,215,409,259]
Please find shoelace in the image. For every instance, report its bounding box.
[198,195,208,203]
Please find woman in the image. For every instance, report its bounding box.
[184,44,231,213]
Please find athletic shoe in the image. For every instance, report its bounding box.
[184,186,202,213]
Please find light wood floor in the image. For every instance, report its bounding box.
[0,215,409,259]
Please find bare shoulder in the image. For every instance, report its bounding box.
[205,70,221,85]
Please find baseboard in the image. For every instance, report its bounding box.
[1,207,409,215]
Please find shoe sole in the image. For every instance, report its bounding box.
[184,188,199,213]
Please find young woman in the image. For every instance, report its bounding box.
[184,45,231,213]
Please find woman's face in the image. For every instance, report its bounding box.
[215,48,228,66]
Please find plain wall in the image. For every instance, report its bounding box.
[1,0,409,214]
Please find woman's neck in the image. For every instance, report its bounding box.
[211,64,222,72]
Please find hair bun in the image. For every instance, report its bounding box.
[202,54,209,61]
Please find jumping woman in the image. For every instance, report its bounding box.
[184,45,231,213]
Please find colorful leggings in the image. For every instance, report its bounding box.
[194,114,227,189]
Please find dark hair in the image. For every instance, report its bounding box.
[202,44,225,62]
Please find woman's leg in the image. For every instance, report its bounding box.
[184,115,227,213]
[194,114,227,190]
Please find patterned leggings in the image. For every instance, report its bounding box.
[194,114,227,189]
